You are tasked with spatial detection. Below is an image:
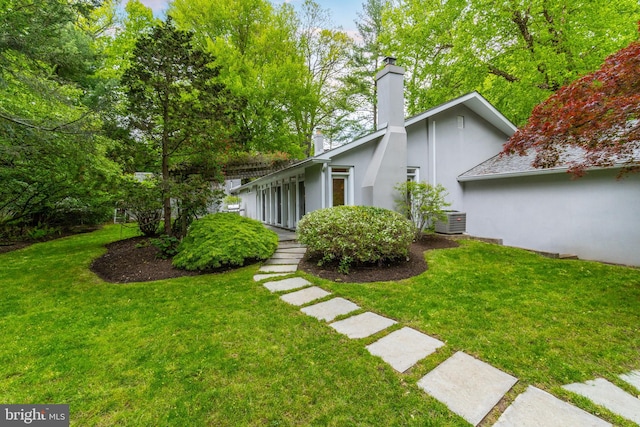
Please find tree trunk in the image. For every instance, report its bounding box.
[162,107,172,236]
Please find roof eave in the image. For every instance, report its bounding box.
[458,164,626,182]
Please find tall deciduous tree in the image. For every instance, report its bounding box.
[170,0,308,157]
[294,0,358,152]
[503,38,640,177]
[350,0,389,131]
[383,0,640,125]
[0,0,121,230]
[122,18,240,236]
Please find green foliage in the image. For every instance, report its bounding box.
[0,0,122,233]
[382,0,640,125]
[297,206,414,272]
[395,181,451,239]
[222,195,241,206]
[123,18,242,236]
[26,224,61,241]
[173,213,278,271]
[119,175,163,237]
[150,235,180,259]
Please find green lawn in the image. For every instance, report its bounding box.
[1,226,638,426]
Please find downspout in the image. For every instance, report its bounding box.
[321,164,326,209]
[432,120,437,186]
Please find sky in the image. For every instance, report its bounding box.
[138,0,364,32]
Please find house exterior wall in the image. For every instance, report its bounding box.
[240,185,257,219]
[462,169,640,266]
[304,164,323,213]
[404,105,509,211]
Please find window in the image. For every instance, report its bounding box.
[330,167,352,207]
[407,167,419,182]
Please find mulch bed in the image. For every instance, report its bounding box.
[298,235,459,283]
[64,234,458,284]
[90,236,202,283]
[0,226,101,255]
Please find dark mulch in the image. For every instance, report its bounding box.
[298,235,459,283]
[0,226,101,255]
[91,236,202,283]
[90,234,459,284]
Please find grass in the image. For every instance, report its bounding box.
[1,227,639,426]
[0,225,464,426]
[309,240,640,425]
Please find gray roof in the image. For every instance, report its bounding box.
[459,146,638,181]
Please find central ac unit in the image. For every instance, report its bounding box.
[435,211,466,234]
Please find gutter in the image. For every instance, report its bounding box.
[458,164,626,182]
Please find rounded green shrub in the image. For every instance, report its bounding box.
[173,213,278,271]
[297,206,414,272]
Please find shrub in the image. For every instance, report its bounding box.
[173,213,278,271]
[151,235,180,259]
[395,181,451,240]
[297,206,414,273]
[120,175,163,237]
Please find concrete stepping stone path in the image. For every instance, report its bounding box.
[301,297,360,322]
[620,370,640,393]
[563,378,640,424]
[494,386,611,427]
[366,327,444,373]
[330,312,397,339]
[270,252,306,259]
[264,257,304,265]
[280,286,331,306]
[263,277,310,293]
[417,351,518,426]
[274,247,307,254]
[257,237,636,426]
[259,264,298,273]
[253,273,290,282]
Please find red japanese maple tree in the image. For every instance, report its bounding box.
[503,35,640,177]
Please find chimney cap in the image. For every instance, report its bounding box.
[383,56,397,66]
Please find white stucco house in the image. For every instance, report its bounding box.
[232,57,640,267]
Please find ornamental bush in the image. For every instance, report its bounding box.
[173,213,278,271]
[297,206,414,273]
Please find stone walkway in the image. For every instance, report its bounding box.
[254,236,639,426]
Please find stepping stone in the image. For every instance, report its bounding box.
[280,286,331,306]
[366,327,444,373]
[264,258,302,265]
[417,351,518,426]
[270,252,306,259]
[300,298,360,322]
[494,386,611,427]
[563,378,640,424]
[253,273,290,282]
[263,277,311,293]
[276,247,307,254]
[278,242,305,249]
[330,312,397,339]
[620,370,640,392]
[259,264,298,273]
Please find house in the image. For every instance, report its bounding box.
[459,149,640,266]
[232,57,640,267]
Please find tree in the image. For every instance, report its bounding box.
[395,181,450,240]
[0,0,121,232]
[503,38,640,177]
[122,18,240,237]
[382,0,640,125]
[350,0,389,131]
[294,0,359,152]
[170,0,308,157]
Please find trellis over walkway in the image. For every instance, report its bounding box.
[223,157,295,180]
